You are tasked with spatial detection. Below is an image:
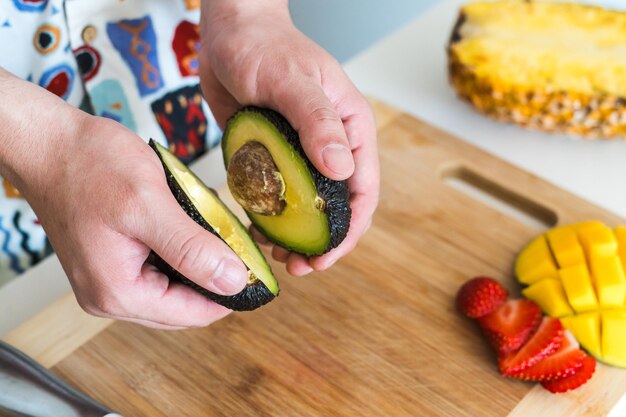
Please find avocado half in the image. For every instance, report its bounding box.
[222,107,351,256]
[148,140,279,311]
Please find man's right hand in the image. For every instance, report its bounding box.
[0,68,247,329]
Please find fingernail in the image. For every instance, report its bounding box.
[300,265,314,276]
[326,258,338,269]
[311,257,336,272]
[322,144,354,177]
[213,258,247,295]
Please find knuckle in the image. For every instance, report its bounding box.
[116,190,149,234]
[93,295,119,316]
[76,298,103,317]
[85,285,124,317]
[174,232,221,281]
[77,294,114,318]
[308,105,340,124]
[128,178,159,213]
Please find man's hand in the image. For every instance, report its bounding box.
[200,0,380,276]
[0,69,248,329]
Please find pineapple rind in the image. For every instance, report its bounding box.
[448,1,626,138]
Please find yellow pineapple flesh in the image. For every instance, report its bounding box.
[448,1,626,138]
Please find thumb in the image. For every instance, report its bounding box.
[136,197,248,296]
[270,82,355,180]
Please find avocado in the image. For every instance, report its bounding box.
[148,140,279,311]
[222,107,351,256]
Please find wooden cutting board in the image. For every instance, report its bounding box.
[11,101,626,416]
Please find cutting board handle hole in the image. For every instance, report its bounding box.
[441,165,558,230]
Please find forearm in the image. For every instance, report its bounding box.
[201,0,291,41]
[0,67,85,195]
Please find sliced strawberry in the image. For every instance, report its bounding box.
[456,276,509,318]
[479,299,542,354]
[509,330,586,381]
[541,355,596,393]
[499,317,564,375]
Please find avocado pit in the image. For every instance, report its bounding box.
[227,141,286,216]
[223,107,351,255]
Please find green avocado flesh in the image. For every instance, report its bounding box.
[223,107,351,256]
[149,140,278,311]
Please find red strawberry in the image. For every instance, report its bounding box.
[479,299,542,354]
[541,355,596,393]
[499,317,563,375]
[508,330,586,381]
[456,277,509,318]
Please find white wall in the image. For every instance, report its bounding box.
[290,0,436,62]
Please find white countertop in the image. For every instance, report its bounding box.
[3,0,626,337]
[344,0,626,220]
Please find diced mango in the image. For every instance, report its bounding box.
[546,227,586,268]
[561,313,602,359]
[578,224,617,258]
[601,310,626,368]
[517,222,626,369]
[559,263,598,313]
[615,226,626,271]
[573,221,606,233]
[522,279,573,317]
[589,254,626,308]
[515,235,559,284]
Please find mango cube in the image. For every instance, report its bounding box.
[546,227,586,268]
[589,254,626,308]
[522,279,573,317]
[561,313,602,359]
[559,264,598,313]
[515,236,559,285]
[602,310,626,368]
[573,221,606,233]
[615,226,626,270]
[578,224,617,258]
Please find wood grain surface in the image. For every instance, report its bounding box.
[8,101,626,416]
[3,293,111,368]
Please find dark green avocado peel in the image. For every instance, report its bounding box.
[148,139,279,311]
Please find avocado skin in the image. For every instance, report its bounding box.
[147,253,274,312]
[148,139,275,311]
[224,107,352,254]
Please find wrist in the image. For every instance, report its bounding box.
[202,0,289,19]
[0,68,89,197]
[201,0,291,35]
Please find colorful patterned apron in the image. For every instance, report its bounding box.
[0,0,221,286]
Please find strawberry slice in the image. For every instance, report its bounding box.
[499,317,564,375]
[508,330,586,381]
[541,355,596,393]
[456,277,509,319]
[479,299,542,354]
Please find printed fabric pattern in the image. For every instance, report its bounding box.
[0,0,222,286]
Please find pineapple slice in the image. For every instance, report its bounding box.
[561,313,602,359]
[522,279,573,318]
[515,221,626,368]
[448,1,626,138]
[602,311,626,368]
